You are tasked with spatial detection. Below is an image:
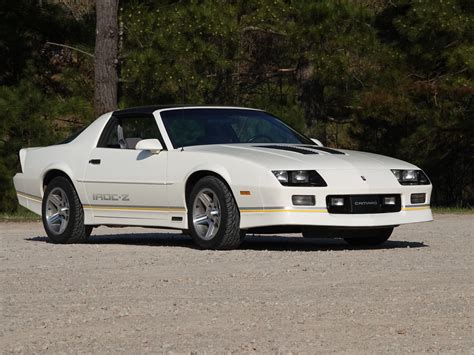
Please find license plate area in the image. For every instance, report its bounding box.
[351,195,380,213]
[326,194,401,214]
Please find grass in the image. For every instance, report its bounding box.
[0,205,472,222]
[0,206,41,221]
[431,207,473,214]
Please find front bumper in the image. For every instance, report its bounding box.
[238,173,433,228]
[239,206,432,229]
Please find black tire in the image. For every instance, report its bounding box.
[42,176,89,244]
[343,227,394,247]
[188,176,242,250]
[302,230,319,238]
[85,225,94,237]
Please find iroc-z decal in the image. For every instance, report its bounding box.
[92,193,130,201]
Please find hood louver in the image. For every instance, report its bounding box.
[254,145,346,155]
[255,145,318,155]
[302,146,346,155]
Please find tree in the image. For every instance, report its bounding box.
[0,1,95,212]
[357,0,474,206]
[0,0,471,210]
[94,0,119,116]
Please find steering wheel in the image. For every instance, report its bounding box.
[247,134,273,143]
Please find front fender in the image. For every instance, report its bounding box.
[167,152,266,212]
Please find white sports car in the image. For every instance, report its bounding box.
[14,106,432,249]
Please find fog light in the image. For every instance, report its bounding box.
[411,193,426,204]
[383,197,396,205]
[330,197,344,206]
[292,195,315,206]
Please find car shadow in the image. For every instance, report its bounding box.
[25,232,427,252]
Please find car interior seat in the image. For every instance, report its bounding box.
[125,137,142,149]
[117,124,127,149]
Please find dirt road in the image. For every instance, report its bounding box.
[1,215,473,353]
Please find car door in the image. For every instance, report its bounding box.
[82,114,171,223]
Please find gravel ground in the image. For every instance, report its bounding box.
[1,215,473,354]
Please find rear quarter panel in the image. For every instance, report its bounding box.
[15,145,89,200]
[13,113,111,216]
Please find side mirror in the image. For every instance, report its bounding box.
[135,139,163,153]
[310,138,324,147]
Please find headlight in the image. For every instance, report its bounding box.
[391,169,430,185]
[272,170,327,187]
[273,170,289,184]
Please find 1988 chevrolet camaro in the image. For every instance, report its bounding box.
[14,106,433,249]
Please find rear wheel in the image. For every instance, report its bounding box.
[42,176,89,244]
[343,228,394,247]
[188,176,242,250]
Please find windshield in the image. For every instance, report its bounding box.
[161,108,314,148]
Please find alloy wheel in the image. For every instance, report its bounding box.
[192,188,221,240]
[45,187,70,235]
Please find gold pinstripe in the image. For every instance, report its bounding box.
[82,205,186,212]
[17,191,430,213]
[402,206,431,211]
[17,192,186,212]
[17,192,42,203]
[241,209,328,213]
[242,207,431,213]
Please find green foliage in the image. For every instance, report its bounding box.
[0,80,56,211]
[0,0,472,211]
[121,1,240,105]
[353,0,474,206]
[0,1,94,211]
[0,0,94,85]
[0,205,40,221]
[122,0,474,207]
[431,206,474,214]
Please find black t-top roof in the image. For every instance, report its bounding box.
[112,105,257,117]
[113,105,188,116]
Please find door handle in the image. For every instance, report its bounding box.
[89,159,101,165]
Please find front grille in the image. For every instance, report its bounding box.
[326,194,401,214]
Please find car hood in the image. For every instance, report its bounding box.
[185,144,418,171]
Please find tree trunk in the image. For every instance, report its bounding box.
[94,0,119,116]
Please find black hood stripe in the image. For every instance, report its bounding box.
[254,145,318,155]
[301,145,346,155]
[254,145,346,155]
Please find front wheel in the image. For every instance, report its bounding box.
[188,176,242,250]
[343,227,394,247]
[42,176,89,244]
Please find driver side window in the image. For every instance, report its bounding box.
[97,115,163,149]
